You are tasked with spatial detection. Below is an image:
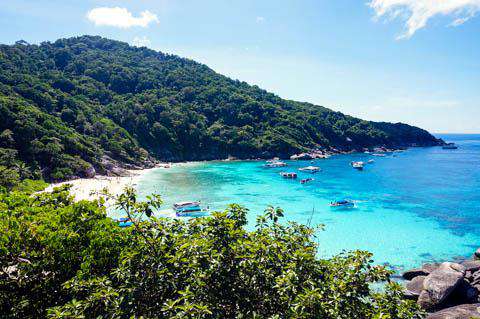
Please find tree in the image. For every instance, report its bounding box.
[0,186,424,318]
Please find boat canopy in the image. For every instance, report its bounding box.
[300,166,320,170]
[174,201,201,208]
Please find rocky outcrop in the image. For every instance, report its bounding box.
[461,260,480,273]
[424,263,441,273]
[402,263,440,280]
[405,275,426,299]
[449,279,479,305]
[403,249,480,317]
[418,263,466,310]
[83,165,96,178]
[100,155,130,176]
[403,268,429,280]
[426,303,480,319]
[474,248,480,261]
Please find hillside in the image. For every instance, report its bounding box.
[0,35,441,181]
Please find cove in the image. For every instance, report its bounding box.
[133,134,480,271]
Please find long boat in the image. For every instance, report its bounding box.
[280,172,297,179]
[263,161,287,168]
[299,166,321,173]
[442,143,458,149]
[173,201,208,217]
[330,200,355,208]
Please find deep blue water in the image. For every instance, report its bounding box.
[134,134,480,271]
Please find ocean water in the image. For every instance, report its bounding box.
[134,134,480,271]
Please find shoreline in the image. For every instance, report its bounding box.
[43,146,427,205]
[43,162,204,206]
[43,166,161,206]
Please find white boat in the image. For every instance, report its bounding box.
[368,159,374,164]
[371,153,386,157]
[266,157,280,163]
[173,201,200,208]
[351,161,364,170]
[330,200,355,208]
[173,201,208,217]
[298,166,321,173]
[263,161,287,168]
[280,172,297,179]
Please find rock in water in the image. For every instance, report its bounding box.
[418,262,466,310]
[474,248,480,261]
[427,303,480,319]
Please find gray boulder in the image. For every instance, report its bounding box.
[405,276,426,300]
[472,272,480,286]
[448,279,479,305]
[474,248,480,261]
[418,262,466,310]
[460,260,480,273]
[83,165,96,178]
[403,268,429,280]
[427,303,480,319]
[403,263,440,280]
[423,263,441,273]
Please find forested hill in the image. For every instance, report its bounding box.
[0,35,441,181]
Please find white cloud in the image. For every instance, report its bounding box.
[256,16,265,23]
[368,0,480,39]
[87,7,159,28]
[132,36,151,47]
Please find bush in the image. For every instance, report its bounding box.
[11,179,48,193]
[0,187,424,318]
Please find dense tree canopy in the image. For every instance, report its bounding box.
[0,186,424,318]
[0,36,441,181]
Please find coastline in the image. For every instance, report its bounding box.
[42,146,431,206]
[42,162,205,206]
[43,166,161,207]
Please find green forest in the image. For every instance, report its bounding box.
[0,36,441,182]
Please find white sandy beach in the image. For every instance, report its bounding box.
[43,167,161,207]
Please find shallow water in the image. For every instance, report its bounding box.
[133,134,480,271]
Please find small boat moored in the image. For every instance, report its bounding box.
[368,159,374,164]
[298,166,321,173]
[280,172,297,179]
[173,201,208,217]
[329,200,355,208]
[300,178,314,184]
[117,217,133,227]
[263,160,287,168]
[442,143,458,150]
[371,153,386,157]
[351,161,364,170]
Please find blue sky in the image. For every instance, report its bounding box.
[1,0,479,133]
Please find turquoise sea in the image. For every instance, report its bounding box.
[134,134,480,272]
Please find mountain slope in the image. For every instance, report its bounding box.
[0,36,441,181]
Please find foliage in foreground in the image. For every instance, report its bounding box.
[0,187,424,318]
